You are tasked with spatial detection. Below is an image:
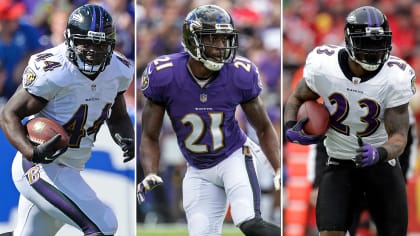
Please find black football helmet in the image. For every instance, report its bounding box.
[344,6,392,71]
[182,5,238,71]
[65,4,116,75]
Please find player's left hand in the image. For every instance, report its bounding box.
[273,168,281,191]
[355,137,383,167]
[114,133,134,162]
[285,118,324,145]
[32,134,68,164]
[137,173,163,204]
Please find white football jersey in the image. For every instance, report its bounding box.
[303,45,416,160]
[23,43,134,169]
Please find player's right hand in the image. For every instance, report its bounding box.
[355,137,384,168]
[137,173,163,204]
[32,134,67,164]
[285,118,324,145]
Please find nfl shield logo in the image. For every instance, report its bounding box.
[200,93,207,103]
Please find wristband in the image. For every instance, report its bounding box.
[377,147,388,162]
[285,120,297,130]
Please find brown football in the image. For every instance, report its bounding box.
[297,100,330,135]
[26,117,69,149]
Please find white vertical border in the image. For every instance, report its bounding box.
[133,1,139,235]
[280,0,284,235]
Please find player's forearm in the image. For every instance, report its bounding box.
[139,137,161,175]
[107,115,134,142]
[257,127,280,171]
[0,111,34,158]
[381,133,407,161]
[382,104,410,161]
[284,98,300,123]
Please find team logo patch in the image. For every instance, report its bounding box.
[71,12,83,23]
[23,67,37,87]
[141,73,149,90]
[25,165,41,185]
[200,93,207,103]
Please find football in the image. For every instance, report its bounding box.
[26,117,70,149]
[297,100,330,135]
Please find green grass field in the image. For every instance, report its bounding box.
[137,223,243,236]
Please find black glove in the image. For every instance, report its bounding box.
[115,133,134,162]
[32,134,67,164]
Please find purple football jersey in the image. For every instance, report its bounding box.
[142,52,262,169]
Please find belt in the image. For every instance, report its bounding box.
[327,157,359,167]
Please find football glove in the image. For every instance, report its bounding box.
[32,134,67,164]
[273,168,281,191]
[137,173,163,204]
[114,133,134,162]
[285,118,324,145]
[355,137,386,167]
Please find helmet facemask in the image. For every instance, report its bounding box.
[192,25,238,71]
[66,30,115,75]
[346,27,392,71]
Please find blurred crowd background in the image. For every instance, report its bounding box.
[136,0,281,229]
[0,0,135,109]
[283,0,420,235]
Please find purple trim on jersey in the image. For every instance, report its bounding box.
[244,152,261,217]
[22,159,102,234]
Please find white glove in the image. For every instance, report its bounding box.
[273,168,281,191]
[137,173,163,204]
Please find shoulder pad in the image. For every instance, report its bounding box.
[230,56,261,90]
[23,47,68,88]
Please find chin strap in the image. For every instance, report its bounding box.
[200,57,223,71]
[188,47,224,71]
[355,59,380,71]
[75,54,105,75]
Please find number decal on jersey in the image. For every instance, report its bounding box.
[358,98,381,136]
[153,56,173,71]
[181,112,224,153]
[63,104,112,147]
[329,92,350,135]
[43,61,62,71]
[234,58,252,72]
[116,53,131,67]
[328,93,381,137]
[33,53,62,72]
[35,53,53,61]
[387,60,407,71]
[316,45,338,56]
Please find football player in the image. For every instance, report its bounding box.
[284,6,415,236]
[137,5,281,236]
[0,4,134,236]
